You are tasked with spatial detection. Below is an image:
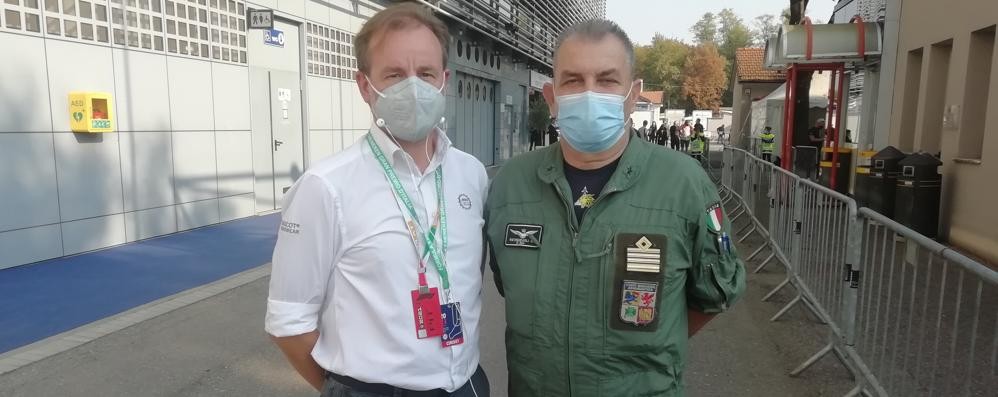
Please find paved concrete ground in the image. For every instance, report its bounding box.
[0,146,857,396]
[0,253,855,396]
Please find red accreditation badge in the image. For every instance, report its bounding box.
[411,288,443,339]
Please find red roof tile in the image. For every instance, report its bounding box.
[736,48,786,82]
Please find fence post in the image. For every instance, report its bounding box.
[790,179,804,274]
[768,164,777,237]
[841,207,864,346]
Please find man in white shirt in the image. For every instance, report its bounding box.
[265,3,490,396]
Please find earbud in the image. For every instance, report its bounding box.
[440,117,446,124]
[376,118,386,127]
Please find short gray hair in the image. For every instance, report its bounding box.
[555,19,635,75]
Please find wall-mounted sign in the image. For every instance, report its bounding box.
[529,70,552,90]
[247,9,273,29]
[264,28,285,48]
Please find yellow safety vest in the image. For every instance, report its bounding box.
[760,133,776,154]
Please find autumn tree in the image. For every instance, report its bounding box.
[634,34,691,108]
[682,44,727,111]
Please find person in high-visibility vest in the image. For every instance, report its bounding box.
[689,129,707,160]
[760,126,777,162]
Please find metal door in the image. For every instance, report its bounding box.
[269,70,304,202]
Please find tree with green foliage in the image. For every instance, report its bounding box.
[690,12,718,45]
[634,34,691,109]
[752,14,782,45]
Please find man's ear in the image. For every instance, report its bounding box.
[542,82,557,117]
[356,71,374,105]
[624,79,642,116]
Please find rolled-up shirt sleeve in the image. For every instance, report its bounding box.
[265,173,341,337]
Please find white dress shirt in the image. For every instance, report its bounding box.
[265,127,488,392]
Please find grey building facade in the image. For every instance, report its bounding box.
[0,0,604,269]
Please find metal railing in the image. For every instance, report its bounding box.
[717,146,998,397]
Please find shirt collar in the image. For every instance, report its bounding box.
[368,125,452,176]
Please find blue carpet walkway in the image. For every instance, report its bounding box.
[0,214,280,354]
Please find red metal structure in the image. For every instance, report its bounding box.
[780,17,867,189]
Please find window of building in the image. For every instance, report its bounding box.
[958,25,995,160]
[899,48,924,152]
[920,39,952,154]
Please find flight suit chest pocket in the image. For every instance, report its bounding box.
[489,209,555,341]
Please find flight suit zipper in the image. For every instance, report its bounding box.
[553,183,578,395]
[556,182,620,396]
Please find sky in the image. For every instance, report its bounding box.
[606,0,838,45]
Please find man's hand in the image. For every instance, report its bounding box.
[270,331,325,391]
[687,310,715,337]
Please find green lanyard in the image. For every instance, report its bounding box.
[366,133,450,291]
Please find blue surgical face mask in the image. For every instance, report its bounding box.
[555,84,633,153]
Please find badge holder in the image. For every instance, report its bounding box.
[610,233,667,332]
[411,273,443,339]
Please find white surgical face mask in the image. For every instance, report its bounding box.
[368,76,446,142]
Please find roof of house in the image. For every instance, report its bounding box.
[639,90,664,104]
[735,48,786,82]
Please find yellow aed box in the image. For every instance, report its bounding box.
[68,92,115,133]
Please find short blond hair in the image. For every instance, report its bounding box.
[355,2,450,73]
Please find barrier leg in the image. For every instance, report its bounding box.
[770,294,802,321]
[753,252,776,274]
[762,276,791,302]
[737,225,757,243]
[790,342,834,377]
[747,244,768,261]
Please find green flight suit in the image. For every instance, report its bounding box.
[485,137,746,397]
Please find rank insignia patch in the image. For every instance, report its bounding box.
[621,280,658,325]
[625,235,661,273]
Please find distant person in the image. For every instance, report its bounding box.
[679,120,693,152]
[656,124,669,146]
[808,118,826,149]
[547,117,559,144]
[529,128,542,150]
[690,128,708,161]
[638,120,648,140]
[649,121,658,142]
[760,126,777,162]
[669,121,680,150]
[716,124,726,144]
[694,118,705,136]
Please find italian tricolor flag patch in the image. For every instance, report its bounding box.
[706,203,723,234]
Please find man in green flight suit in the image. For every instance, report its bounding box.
[485,20,746,396]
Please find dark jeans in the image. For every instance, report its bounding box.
[320,366,489,397]
[680,139,690,152]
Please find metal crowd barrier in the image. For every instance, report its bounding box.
[715,146,998,397]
